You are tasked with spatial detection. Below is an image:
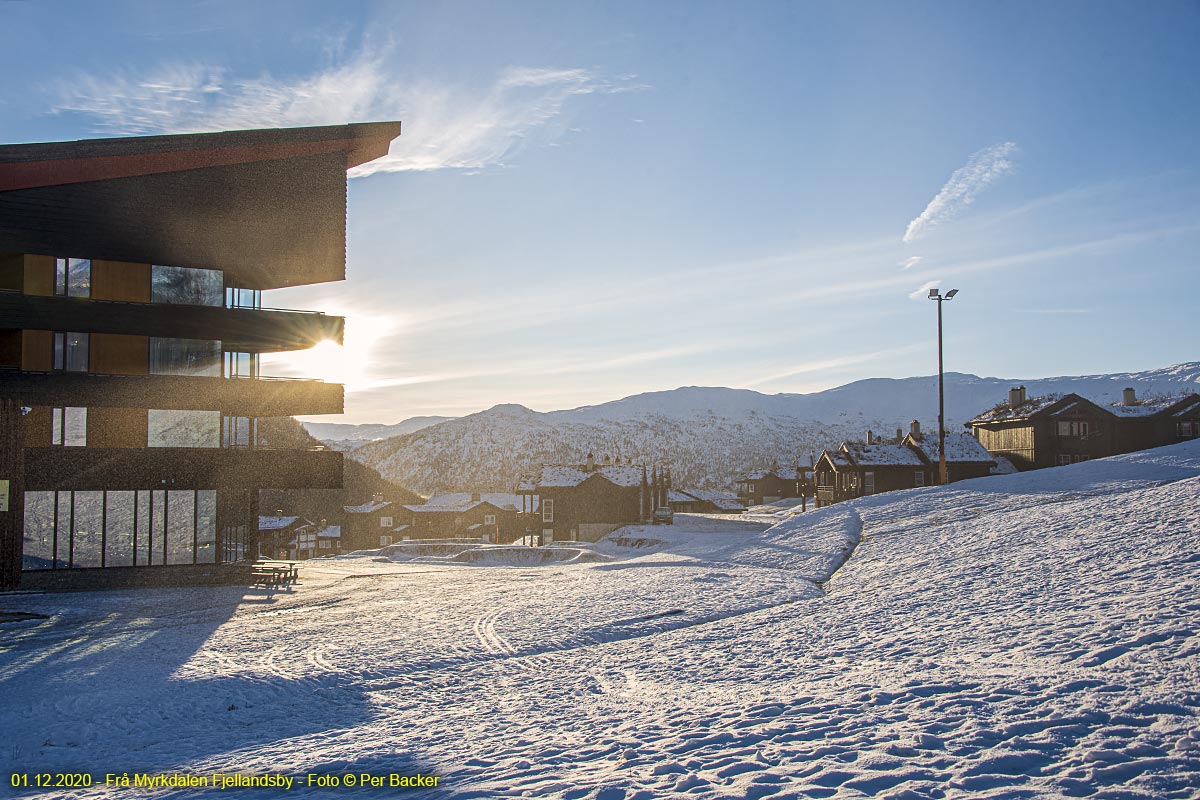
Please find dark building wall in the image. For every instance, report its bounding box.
[538,477,641,542]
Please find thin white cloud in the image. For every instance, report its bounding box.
[899,256,924,270]
[909,280,942,301]
[50,52,645,177]
[903,142,1018,243]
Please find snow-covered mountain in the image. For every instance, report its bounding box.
[301,416,455,450]
[348,363,1200,495]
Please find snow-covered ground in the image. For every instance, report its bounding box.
[3,441,1200,798]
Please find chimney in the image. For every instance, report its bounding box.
[586,452,595,472]
[910,419,921,440]
[896,427,903,442]
[1008,386,1026,408]
[371,493,384,504]
[471,492,481,502]
[1123,387,1137,406]
[866,429,874,445]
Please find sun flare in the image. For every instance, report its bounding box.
[261,311,398,392]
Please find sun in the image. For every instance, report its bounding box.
[261,311,397,391]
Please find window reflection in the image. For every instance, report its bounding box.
[149,337,222,377]
[52,332,89,371]
[147,409,221,448]
[151,265,223,306]
[55,258,91,298]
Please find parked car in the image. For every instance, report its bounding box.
[652,506,674,525]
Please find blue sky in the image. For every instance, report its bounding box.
[3,1,1198,422]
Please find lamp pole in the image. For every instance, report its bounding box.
[927,288,959,485]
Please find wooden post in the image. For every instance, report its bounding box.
[0,399,26,590]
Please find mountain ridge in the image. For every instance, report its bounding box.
[328,362,1199,496]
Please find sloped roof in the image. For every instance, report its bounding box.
[529,464,645,489]
[316,525,341,538]
[968,394,1065,424]
[258,515,306,531]
[343,499,392,514]
[740,466,806,481]
[842,441,926,467]
[906,433,995,464]
[425,492,527,512]
[679,488,746,511]
[818,449,855,470]
[1109,394,1200,418]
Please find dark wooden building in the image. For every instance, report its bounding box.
[668,489,747,514]
[402,493,531,543]
[0,123,401,588]
[902,420,997,483]
[517,455,651,543]
[342,496,402,552]
[814,431,933,508]
[968,387,1198,472]
[735,464,808,507]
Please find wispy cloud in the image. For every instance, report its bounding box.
[903,142,1018,243]
[908,280,942,301]
[899,255,924,270]
[742,343,926,388]
[50,50,645,176]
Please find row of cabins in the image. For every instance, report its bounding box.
[813,421,998,507]
[968,386,1200,470]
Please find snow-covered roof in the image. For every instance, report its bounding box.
[668,490,696,503]
[969,394,1063,424]
[317,525,341,539]
[907,433,995,464]
[1109,394,1200,418]
[425,492,526,512]
[740,466,805,481]
[258,516,304,531]
[343,499,392,514]
[529,464,645,489]
[819,450,855,469]
[842,441,926,467]
[990,456,1019,475]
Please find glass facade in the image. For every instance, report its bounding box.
[151,265,223,306]
[55,258,91,298]
[51,407,87,446]
[147,409,221,448]
[22,489,218,570]
[52,332,89,371]
[149,337,222,377]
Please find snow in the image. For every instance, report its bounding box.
[908,432,995,463]
[841,441,926,467]
[969,393,1064,423]
[257,516,303,531]
[342,500,391,514]
[422,493,529,512]
[531,464,645,489]
[3,441,1200,798]
[1109,394,1199,418]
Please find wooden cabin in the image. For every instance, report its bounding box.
[814,430,933,508]
[735,465,808,506]
[902,420,996,483]
[342,495,401,551]
[517,455,650,543]
[967,387,1199,471]
[402,493,530,543]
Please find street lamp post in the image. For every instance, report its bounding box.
[927,288,959,485]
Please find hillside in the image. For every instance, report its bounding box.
[255,417,422,521]
[4,440,1198,797]
[347,362,1200,494]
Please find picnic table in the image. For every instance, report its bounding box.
[250,561,298,587]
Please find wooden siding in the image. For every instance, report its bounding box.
[86,406,148,448]
[20,329,52,371]
[22,254,54,296]
[89,333,149,375]
[92,260,151,302]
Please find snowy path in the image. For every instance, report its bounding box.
[2,442,1199,798]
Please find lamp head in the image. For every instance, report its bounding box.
[927,288,939,299]
[945,288,959,299]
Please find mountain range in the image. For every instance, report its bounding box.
[308,362,1200,497]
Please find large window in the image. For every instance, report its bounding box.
[149,337,222,377]
[863,472,875,495]
[50,407,87,446]
[542,499,554,523]
[225,287,261,309]
[224,351,259,378]
[22,488,218,570]
[54,258,91,298]
[221,415,258,448]
[151,265,223,306]
[52,332,89,371]
[148,409,221,448]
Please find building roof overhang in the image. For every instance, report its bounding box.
[0,122,401,290]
